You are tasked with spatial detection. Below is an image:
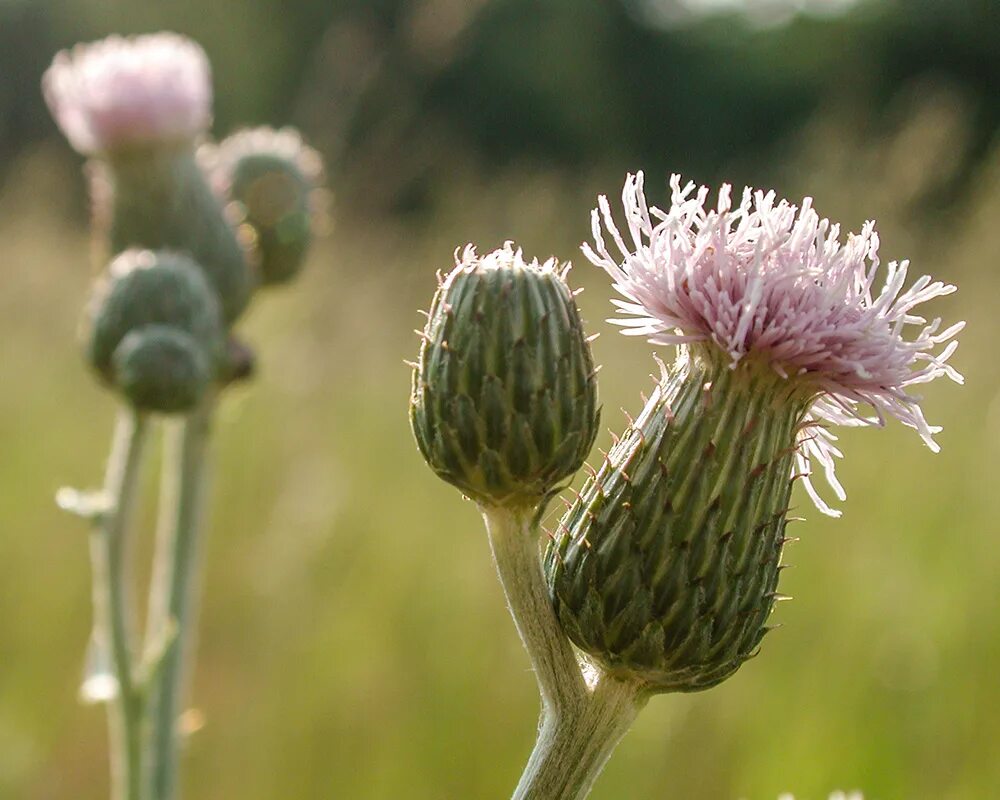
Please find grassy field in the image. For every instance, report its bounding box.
[1,105,998,800]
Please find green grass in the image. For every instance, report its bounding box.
[0,132,997,799]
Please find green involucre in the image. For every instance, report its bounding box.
[102,146,256,323]
[410,253,600,507]
[87,249,224,386]
[112,325,211,413]
[227,153,313,285]
[545,353,808,693]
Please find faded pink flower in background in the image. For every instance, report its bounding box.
[586,172,964,515]
[43,32,212,154]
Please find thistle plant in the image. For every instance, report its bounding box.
[410,243,600,727]
[409,176,962,799]
[45,32,324,800]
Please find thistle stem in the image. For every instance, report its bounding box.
[90,409,150,800]
[144,398,214,800]
[481,504,647,800]
[481,504,587,717]
[513,675,645,800]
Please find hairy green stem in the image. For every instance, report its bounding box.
[90,409,150,800]
[514,675,645,800]
[481,504,587,717]
[482,504,648,800]
[144,399,214,800]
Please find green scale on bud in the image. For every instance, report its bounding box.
[410,244,600,507]
[545,351,808,692]
[87,249,225,413]
[97,145,256,324]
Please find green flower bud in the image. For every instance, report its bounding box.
[96,145,256,324]
[545,351,808,692]
[112,325,211,413]
[410,244,600,508]
[87,249,224,383]
[205,127,324,286]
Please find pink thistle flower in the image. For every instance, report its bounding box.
[43,33,212,155]
[584,172,964,515]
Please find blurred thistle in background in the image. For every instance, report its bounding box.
[38,27,325,800]
[42,33,213,156]
[0,0,997,798]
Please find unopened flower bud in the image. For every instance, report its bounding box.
[87,249,223,384]
[410,243,600,507]
[112,325,211,412]
[205,127,325,285]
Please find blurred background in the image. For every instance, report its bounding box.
[1,0,998,797]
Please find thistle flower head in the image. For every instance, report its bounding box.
[87,249,224,389]
[113,324,212,413]
[410,243,600,507]
[546,354,805,692]
[43,33,211,155]
[585,173,964,514]
[201,127,326,285]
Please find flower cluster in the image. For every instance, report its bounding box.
[46,29,327,800]
[584,173,964,514]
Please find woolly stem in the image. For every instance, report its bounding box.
[514,675,645,800]
[481,504,587,717]
[482,505,644,800]
[89,409,150,800]
[144,398,214,800]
